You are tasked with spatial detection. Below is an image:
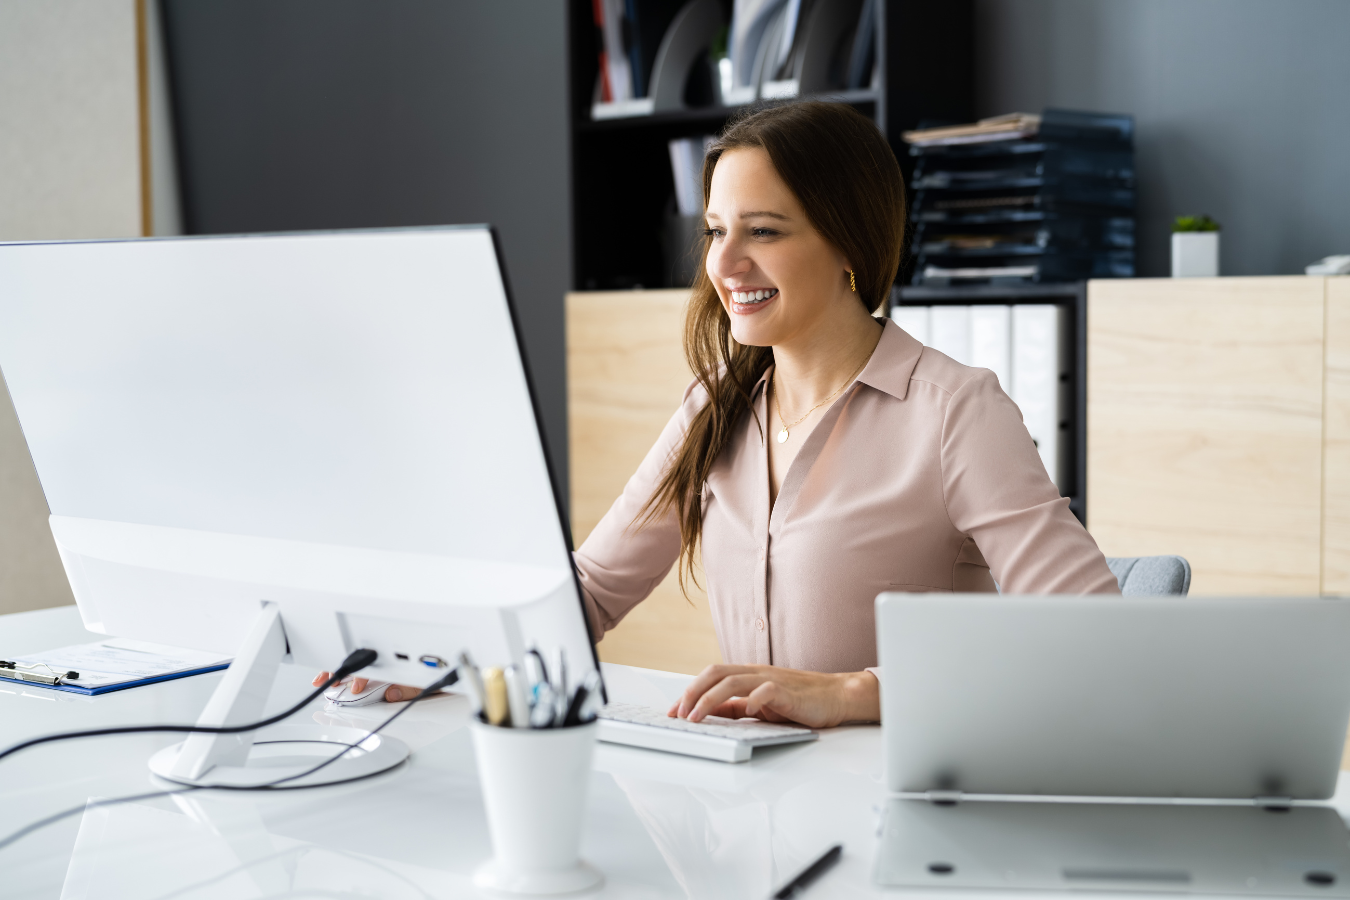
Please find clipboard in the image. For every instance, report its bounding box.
[1,639,231,696]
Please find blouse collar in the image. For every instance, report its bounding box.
[749,318,922,402]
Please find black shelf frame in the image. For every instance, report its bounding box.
[893,281,1089,525]
[574,89,883,133]
[567,0,973,291]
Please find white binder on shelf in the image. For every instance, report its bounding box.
[668,136,715,216]
[1011,304,1067,490]
[969,305,1012,392]
[599,0,634,103]
[929,305,971,366]
[890,306,930,346]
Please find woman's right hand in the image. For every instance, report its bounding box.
[312,672,421,702]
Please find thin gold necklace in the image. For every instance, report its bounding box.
[772,355,869,444]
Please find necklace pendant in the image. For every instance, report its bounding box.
[777,428,789,444]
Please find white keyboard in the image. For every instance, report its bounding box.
[597,703,817,763]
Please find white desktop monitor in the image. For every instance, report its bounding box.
[0,227,598,783]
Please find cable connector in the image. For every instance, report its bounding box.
[332,648,378,681]
[418,668,460,698]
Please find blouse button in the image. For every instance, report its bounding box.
[755,617,765,631]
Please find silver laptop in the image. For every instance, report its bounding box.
[875,593,1350,800]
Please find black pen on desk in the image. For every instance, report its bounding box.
[772,844,842,899]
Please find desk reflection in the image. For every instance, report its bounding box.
[59,794,465,899]
[607,740,877,900]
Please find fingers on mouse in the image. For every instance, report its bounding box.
[325,679,392,707]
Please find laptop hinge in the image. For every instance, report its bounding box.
[1253,796,1294,809]
[925,790,963,805]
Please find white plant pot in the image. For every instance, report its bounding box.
[1172,232,1220,278]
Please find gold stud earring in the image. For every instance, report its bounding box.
[848,270,857,293]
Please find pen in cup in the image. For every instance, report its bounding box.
[459,651,486,722]
[530,683,558,728]
[576,670,604,722]
[504,664,530,728]
[563,670,603,727]
[526,648,549,692]
[465,645,601,730]
[552,648,569,726]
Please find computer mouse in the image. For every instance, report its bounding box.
[324,680,391,707]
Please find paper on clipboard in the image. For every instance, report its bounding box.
[4,639,231,694]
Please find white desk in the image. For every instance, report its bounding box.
[1,606,885,899]
[5,605,1350,900]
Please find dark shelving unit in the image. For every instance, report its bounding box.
[567,0,973,291]
[893,282,1089,524]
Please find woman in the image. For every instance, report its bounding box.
[320,101,1119,721]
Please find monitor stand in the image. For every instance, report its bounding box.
[148,602,410,789]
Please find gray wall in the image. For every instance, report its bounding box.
[162,0,574,495]
[975,0,1350,278]
[0,0,145,614]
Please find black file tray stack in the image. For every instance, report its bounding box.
[908,109,1135,287]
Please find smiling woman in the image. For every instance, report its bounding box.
[328,101,1119,724]
[572,101,1118,729]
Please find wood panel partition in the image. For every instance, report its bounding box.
[566,290,721,675]
[1087,276,1349,596]
[571,279,1350,675]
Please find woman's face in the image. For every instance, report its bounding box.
[704,146,852,348]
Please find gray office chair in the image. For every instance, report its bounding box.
[1106,556,1192,596]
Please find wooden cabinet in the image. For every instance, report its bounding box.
[1087,276,1350,595]
[566,289,721,674]
[1325,278,1350,594]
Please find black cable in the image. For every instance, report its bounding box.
[0,647,378,766]
[0,666,460,854]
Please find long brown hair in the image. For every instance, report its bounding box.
[638,101,906,589]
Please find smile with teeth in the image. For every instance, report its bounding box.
[730,288,779,304]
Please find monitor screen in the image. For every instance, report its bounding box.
[0,227,596,685]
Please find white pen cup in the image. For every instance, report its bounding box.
[469,719,603,895]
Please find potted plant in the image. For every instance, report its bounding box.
[1172,215,1220,278]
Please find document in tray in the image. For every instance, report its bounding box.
[0,639,231,695]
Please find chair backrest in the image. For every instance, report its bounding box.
[1107,555,1192,596]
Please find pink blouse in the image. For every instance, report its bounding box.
[574,319,1119,673]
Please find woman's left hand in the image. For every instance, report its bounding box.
[667,664,879,729]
